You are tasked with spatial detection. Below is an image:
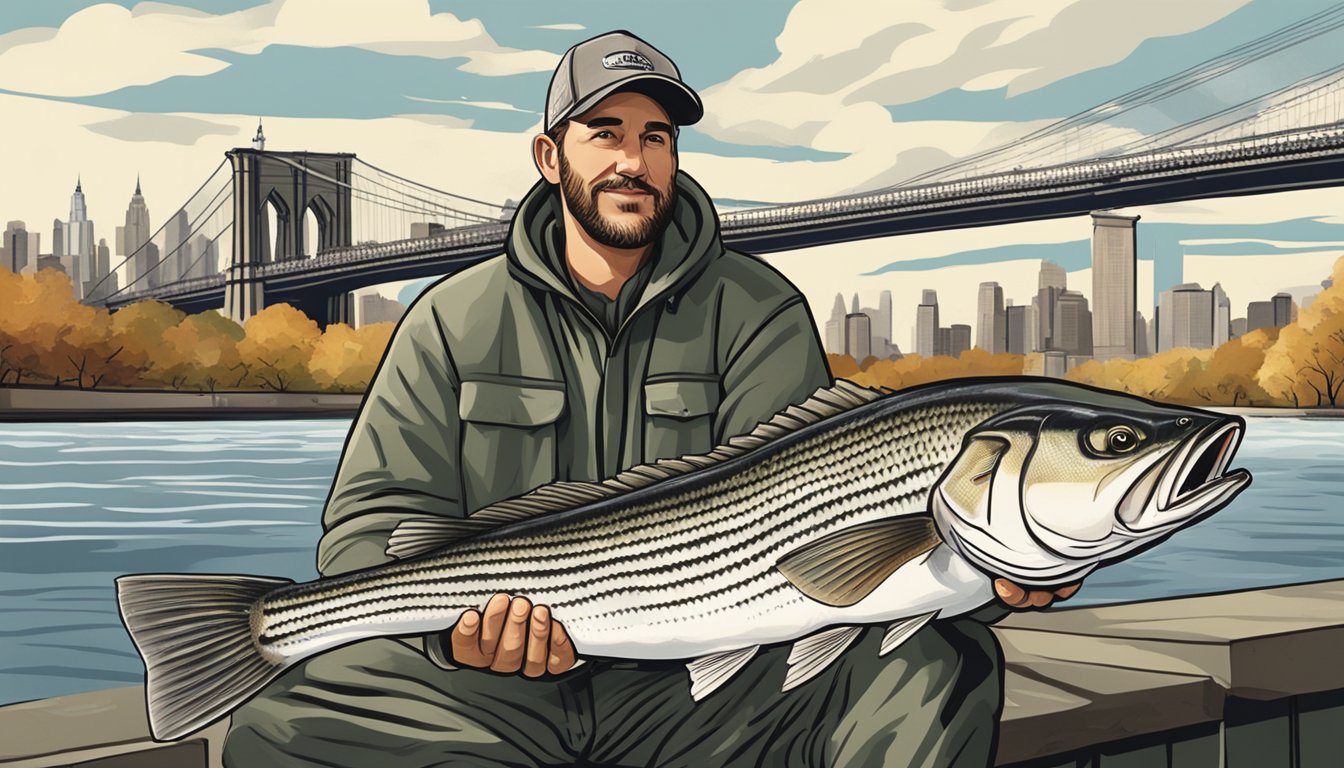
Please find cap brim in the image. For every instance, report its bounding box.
[550,73,703,132]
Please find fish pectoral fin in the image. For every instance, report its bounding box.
[879,612,937,656]
[776,516,942,607]
[782,626,864,691]
[687,646,760,701]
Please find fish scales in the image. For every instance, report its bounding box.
[257,401,1001,649]
[117,378,1253,742]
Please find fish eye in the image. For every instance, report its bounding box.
[1177,417,1192,427]
[1086,424,1145,455]
[1106,426,1139,453]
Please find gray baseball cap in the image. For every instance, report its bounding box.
[545,31,703,133]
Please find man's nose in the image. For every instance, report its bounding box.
[613,135,645,176]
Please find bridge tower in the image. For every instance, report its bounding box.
[224,148,355,326]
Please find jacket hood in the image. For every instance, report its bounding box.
[506,170,724,312]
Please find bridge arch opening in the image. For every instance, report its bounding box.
[303,196,335,257]
[261,190,291,263]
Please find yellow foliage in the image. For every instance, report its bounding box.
[236,304,322,392]
[827,353,860,379]
[160,313,246,391]
[309,322,394,392]
[850,350,1025,390]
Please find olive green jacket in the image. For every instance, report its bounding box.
[316,172,831,578]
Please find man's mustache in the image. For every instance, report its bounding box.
[591,175,660,201]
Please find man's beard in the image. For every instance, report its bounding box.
[559,151,676,249]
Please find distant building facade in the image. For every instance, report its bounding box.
[916,289,940,357]
[976,281,1006,353]
[1090,212,1138,360]
[845,312,873,361]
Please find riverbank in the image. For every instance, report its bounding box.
[4,579,1342,767]
[0,386,363,421]
[4,384,1343,422]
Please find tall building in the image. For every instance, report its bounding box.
[915,289,939,357]
[1160,283,1214,350]
[1246,301,1274,333]
[52,219,65,270]
[1005,304,1029,354]
[845,312,872,362]
[949,324,972,358]
[119,177,157,291]
[1053,290,1093,356]
[1036,260,1067,351]
[357,293,408,328]
[937,327,952,358]
[1090,212,1138,360]
[64,178,94,300]
[164,209,193,285]
[825,293,846,354]
[188,233,217,280]
[878,290,893,353]
[1272,292,1293,327]
[5,221,38,274]
[1135,311,1150,357]
[1231,317,1247,338]
[86,237,117,300]
[1212,282,1231,347]
[975,281,1006,353]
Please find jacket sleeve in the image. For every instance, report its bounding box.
[715,295,833,442]
[316,300,465,578]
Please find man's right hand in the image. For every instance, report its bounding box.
[449,593,577,677]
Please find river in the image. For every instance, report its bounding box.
[1,416,1343,705]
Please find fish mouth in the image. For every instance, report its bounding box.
[1121,419,1250,531]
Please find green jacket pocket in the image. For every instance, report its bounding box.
[644,378,719,460]
[459,379,565,511]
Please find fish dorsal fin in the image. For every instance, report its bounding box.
[687,645,760,700]
[776,517,942,607]
[782,626,864,691]
[386,379,887,559]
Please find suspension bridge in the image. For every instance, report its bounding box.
[90,4,1344,327]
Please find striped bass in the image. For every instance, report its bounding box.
[116,377,1251,741]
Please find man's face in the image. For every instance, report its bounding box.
[553,91,678,249]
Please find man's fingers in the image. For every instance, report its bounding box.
[548,619,577,675]
[478,593,511,658]
[450,609,488,667]
[1027,590,1054,608]
[523,604,551,678]
[1054,583,1082,601]
[994,578,1030,608]
[489,596,532,673]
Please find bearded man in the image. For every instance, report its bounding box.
[222,30,1077,767]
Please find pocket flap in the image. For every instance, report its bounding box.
[644,379,719,419]
[459,380,565,426]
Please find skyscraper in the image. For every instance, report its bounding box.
[1272,292,1293,327]
[825,293,846,354]
[5,221,38,274]
[1053,290,1093,356]
[1005,304,1029,355]
[1212,283,1230,347]
[975,281,1005,353]
[949,324,972,358]
[163,209,196,285]
[65,178,94,300]
[120,177,156,291]
[845,313,873,362]
[1036,260,1067,350]
[1135,311,1150,357]
[876,289,893,355]
[1160,283,1214,350]
[1090,212,1138,360]
[1246,301,1274,333]
[916,289,939,357]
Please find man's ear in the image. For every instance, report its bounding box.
[534,133,561,184]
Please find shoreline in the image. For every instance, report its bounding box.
[0,386,363,422]
[2,386,1343,421]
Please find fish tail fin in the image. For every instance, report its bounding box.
[116,573,295,742]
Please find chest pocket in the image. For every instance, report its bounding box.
[459,379,564,512]
[643,377,720,461]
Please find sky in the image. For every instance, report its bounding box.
[4,0,1344,346]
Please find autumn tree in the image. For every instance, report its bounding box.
[1259,256,1344,407]
[160,311,246,392]
[236,304,322,391]
[309,322,394,392]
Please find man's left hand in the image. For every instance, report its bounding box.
[994,578,1081,609]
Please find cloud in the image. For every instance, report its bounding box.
[402,95,537,114]
[0,0,560,98]
[695,0,1246,192]
[83,113,240,145]
[531,24,586,31]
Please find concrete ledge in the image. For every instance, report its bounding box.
[0,387,363,421]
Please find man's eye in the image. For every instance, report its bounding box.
[593,130,616,140]
[646,135,666,145]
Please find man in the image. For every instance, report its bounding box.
[223,30,1077,767]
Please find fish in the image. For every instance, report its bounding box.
[116,376,1252,741]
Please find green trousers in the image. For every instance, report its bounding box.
[222,619,1002,768]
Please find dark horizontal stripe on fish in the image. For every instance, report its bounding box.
[267,419,946,614]
[261,475,930,640]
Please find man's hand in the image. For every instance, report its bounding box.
[449,593,576,676]
[994,578,1081,609]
